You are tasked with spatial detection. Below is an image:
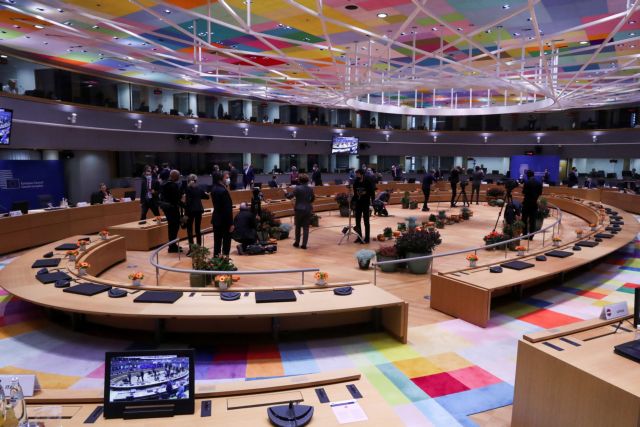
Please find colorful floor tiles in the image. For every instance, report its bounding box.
[0,226,639,426]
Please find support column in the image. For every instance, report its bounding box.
[43,150,59,160]
[264,153,279,174]
[243,153,252,167]
[349,154,359,170]
[454,156,464,167]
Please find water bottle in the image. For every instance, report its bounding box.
[0,379,6,427]
[7,378,27,427]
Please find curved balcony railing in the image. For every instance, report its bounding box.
[372,202,564,286]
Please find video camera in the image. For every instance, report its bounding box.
[504,179,519,193]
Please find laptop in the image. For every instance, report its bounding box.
[614,340,640,363]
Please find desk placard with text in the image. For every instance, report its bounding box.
[600,301,629,320]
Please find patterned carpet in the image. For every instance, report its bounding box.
[0,226,638,426]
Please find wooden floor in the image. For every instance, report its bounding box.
[103,203,587,328]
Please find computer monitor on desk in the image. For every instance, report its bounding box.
[104,349,195,419]
[10,200,29,214]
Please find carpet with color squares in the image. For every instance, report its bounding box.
[0,228,639,426]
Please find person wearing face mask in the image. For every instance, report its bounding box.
[210,171,234,257]
[140,166,160,220]
[182,174,209,255]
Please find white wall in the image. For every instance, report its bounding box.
[631,159,640,171]
[466,157,509,174]
[0,150,42,160]
[574,157,625,177]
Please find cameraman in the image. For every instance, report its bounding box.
[459,170,470,207]
[449,166,460,207]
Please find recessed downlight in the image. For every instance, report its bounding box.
[377,12,388,18]
[345,4,358,10]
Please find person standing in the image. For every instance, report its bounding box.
[471,166,484,205]
[352,169,375,244]
[311,164,323,186]
[288,174,315,249]
[421,169,435,211]
[183,174,209,254]
[522,169,543,238]
[567,166,578,188]
[140,166,160,220]
[228,162,238,190]
[290,166,299,185]
[543,168,551,185]
[242,163,254,189]
[160,170,182,253]
[210,172,234,257]
[449,166,460,207]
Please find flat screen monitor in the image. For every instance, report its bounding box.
[331,136,358,155]
[104,349,195,419]
[0,108,13,145]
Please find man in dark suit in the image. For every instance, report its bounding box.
[90,183,115,205]
[543,168,551,185]
[287,174,315,249]
[421,169,435,211]
[210,171,234,256]
[522,169,543,238]
[160,170,182,253]
[228,162,238,190]
[140,166,160,220]
[311,164,322,186]
[232,203,257,254]
[449,166,460,207]
[471,166,484,205]
[352,169,375,243]
[567,167,579,188]
[242,163,254,190]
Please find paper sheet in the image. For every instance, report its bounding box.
[330,399,368,424]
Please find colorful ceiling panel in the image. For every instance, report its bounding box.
[0,0,638,113]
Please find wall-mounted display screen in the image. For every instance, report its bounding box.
[331,136,358,154]
[0,108,13,145]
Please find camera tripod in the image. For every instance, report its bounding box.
[338,185,364,245]
[454,183,470,207]
[492,188,514,232]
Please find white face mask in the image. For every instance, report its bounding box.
[224,178,231,185]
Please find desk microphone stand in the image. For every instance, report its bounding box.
[338,185,363,245]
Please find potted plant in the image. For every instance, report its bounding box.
[552,236,562,247]
[435,219,445,229]
[495,198,505,207]
[466,253,479,268]
[428,213,437,222]
[76,261,90,276]
[383,227,393,239]
[394,228,442,274]
[128,272,144,286]
[515,245,526,256]
[409,200,418,209]
[310,214,320,227]
[405,216,418,231]
[190,245,213,287]
[486,187,505,205]
[335,193,351,217]
[438,210,447,220]
[401,191,411,209]
[590,223,597,231]
[483,231,506,250]
[99,230,109,240]
[392,230,402,237]
[314,271,328,286]
[376,246,399,273]
[397,222,407,232]
[279,223,292,239]
[575,228,584,237]
[461,207,471,220]
[355,249,376,269]
[66,250,79,262]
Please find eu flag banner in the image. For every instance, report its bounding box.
[0,160,65,211]
[510,155,560,184]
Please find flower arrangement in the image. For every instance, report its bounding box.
[335,192,350,208]
[66,250,79,261]
[377,246,398,257]
[99,230,109,239]
[552,236,562,247]
[232,275,241,282]
[128,272,144,281]
[394,228,442,256]
[483,231,507,248]
[589,223,597,230]
[392,230,402,237]
[515,245,526,255]
[76,261,90,275]
[355,249,376,269]
[154,216,162,222]
[383,227,393,239]
[575,228,584,235]
[215,274,233,290]
[78,238,90,249]
[466,254,479,261]
[314,271,329,285]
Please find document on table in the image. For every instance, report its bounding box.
[330,399,368,424]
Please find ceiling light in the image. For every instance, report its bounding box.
[377,12,388,18]
[579,41,589,45]
[34,25,44,29]
[134,119,142,129]
[503,4,510,9]
[0,55,7,59]
[291,130,297,138]
[192,124,198,134]
[630,33,635,36]
[513,32,520,36]
[345,4,358,10]
[630,20,636,24]
[35,7,45,12]
[536,136,541,143]
[92,25,99,29]
[432,27,438,31]
[242,128,249,136]
[63,21,71,26]
[457,27,463,31]
[68,113,77,124]
[113,36,119,40]
[384,133,390,141]
[57,8,64,12]
[483,136,488,143]
[433,135,437,143]
[164,9,171,14]
[400,32,406,35]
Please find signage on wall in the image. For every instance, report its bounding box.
[0,160,65,210]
